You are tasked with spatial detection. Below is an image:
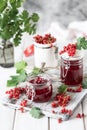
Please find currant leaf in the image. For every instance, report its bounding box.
[31,67,42,75]
[76,37,87,50]
[30,107,44,119]
[58,84,68,94]
[7,76,19,86]
[7,70,27,87]
[0,0,7,12]
[31,13,39,22]
[82,78,87,89]
[15,61,27,73]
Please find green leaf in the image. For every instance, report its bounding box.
[7,60,27,87]
[76,37,87,50]
[24,23,36,34]
[0,8,17,29]
[24,23,31,33]
[82,78,87,89]
[1,27,13,40]
[0,0,39,46]
[7,75,19,86]
[31,13,39,22]
[7,70,27,87]
[10,0,24,8]
[18,70,27,82]
[58,84,68,94]
[20,10,29,20]
[30,107,43,119]
[15,61,27,73]
[13,30,22,46]
[0,0,7,13]
[31,67,42,75]
[9,8,18,19]
[28,24,36,34]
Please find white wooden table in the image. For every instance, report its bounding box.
[0,65,87,130]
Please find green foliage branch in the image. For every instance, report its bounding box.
[0,0,39,46]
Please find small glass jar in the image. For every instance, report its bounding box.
[60,51,83,87]
[34,42,58,68]
[26,74,53,102]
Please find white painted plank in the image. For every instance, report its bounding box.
[70,104,82,118]
[50,104,84,130]
[82,94,87,115]
[14,110,48,130]
[0,103,15,130]
[84,116,87,130]
[50,118,84,130]
[0,67,16,130]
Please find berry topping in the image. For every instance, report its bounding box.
[33,34,56,44]
[59,43,76,56]
[29,76,47,85]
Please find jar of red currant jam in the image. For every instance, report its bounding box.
[60,51,83,88]
[26,74,53,102]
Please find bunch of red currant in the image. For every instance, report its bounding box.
[33,34,56,44]
[19,99,28,113]
[5,87,26,99]
[51,93,71,108]
[20,99,28,107]
[59,43,76,56]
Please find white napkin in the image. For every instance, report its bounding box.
[67,21,87,40]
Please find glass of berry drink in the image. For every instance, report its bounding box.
[26,74,53,102]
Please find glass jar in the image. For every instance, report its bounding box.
[0,40,14,67]
[60,52,83,87]
[34,42,58,68]
[26,74,53,102]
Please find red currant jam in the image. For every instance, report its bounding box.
[26,75,52,102]
[60,57,83,86]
